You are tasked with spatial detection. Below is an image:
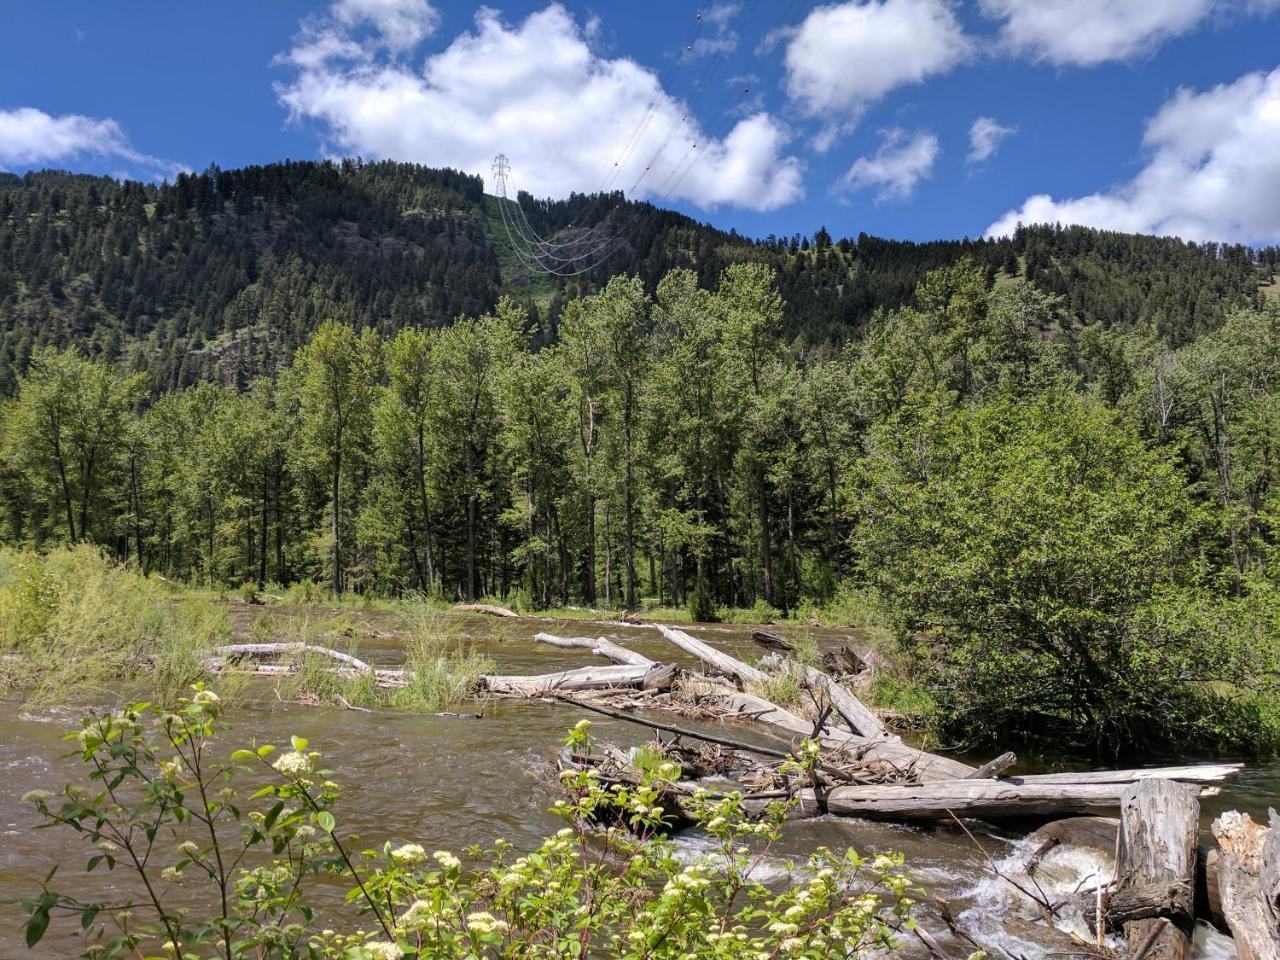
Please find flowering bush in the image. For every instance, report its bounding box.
[16,690,917,958]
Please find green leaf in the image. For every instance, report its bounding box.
[263,801,285,832]
[290,735,308,752]
[25,906,49,947]
[256,744,276,758]
[230,749,258,762]
[316,810,336,833]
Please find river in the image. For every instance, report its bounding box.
[1,610,1275,958]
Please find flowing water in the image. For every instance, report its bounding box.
[1,610,1275,958]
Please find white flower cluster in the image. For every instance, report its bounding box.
[272,750,311,777]
[390,843,426,865]
[363,941,403,960]
[465,911,509,935]
[433,850,460,870]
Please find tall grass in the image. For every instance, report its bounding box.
[0,546,228,703]
[270,604,493,713]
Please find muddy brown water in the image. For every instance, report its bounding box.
[1,611,1275,958]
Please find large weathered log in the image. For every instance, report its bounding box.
[1010,764,1243,786]
[533,632,655,667]
[482,664,653,695]
[1116,779,1199,960]
[454,603,521,618]
[655,625,766,685]
[1211,809,1280,960]
[786,777,1213,822]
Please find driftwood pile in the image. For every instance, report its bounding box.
[207,624,1276,959]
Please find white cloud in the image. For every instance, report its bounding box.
[333,0,440,52]
[276,4,804,212]
[977,0,1274,67]
[0,106,173,175]
[689,3,741,57]
[968,116,1016,163]
[784,0,971,124]
[986,67,1280,243]
[838,128,939,201]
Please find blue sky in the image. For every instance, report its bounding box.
[2,1,1279,245]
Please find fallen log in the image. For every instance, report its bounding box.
[792,663,887,739]
[1210,809,1280,960]
[751,629,794,653]
[1009,764,1243,786]
[1115,779,1198,960]
[786,778,1214,823]
[454,603,520,618]
[209,642,376,674]
[965,752,1018,780]
[533,632,655,666]
[482,664,653,695]
[655,625,766,685]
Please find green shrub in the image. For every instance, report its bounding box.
[0,546,228,703]
[854,392,1280,754]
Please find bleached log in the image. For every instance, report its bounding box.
[792,663,887,738]
[1116,779,1199,960]
[786,777,1214,822]
[1211,809,1280,960]
[209,642,376,674]
[482,664,653,695]
[1012,764,1243,786]
[533,632,654,667]
[454,603,520,618]
[655,625,766,684]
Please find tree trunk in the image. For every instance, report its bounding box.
[465,441,477,602]
[624,384,637,607]
[416,424,436,592]
[756,461,773,605]
[1116,779,1199,960]
[331,446,342,594]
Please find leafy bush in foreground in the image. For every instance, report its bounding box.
[16,691,916,959]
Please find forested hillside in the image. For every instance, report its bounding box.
[5,159,1280,751]
[2,160,1277,394]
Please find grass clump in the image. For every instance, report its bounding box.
[0,546,228,704]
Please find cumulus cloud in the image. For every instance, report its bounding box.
[0,106,174,175]
[985,67,1280,243]
[275,3,803,212]
[784,0,971,126]
[968,116,1016,163]
[977,0,1271,67]
[838,128,939,201]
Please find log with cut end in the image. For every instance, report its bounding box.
[481,663,655,695]
[1116,778,1199,960]
[533,632,655,666]
[454,603,521,618]
[655,624,766,684]
[1211,809,1280,960]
